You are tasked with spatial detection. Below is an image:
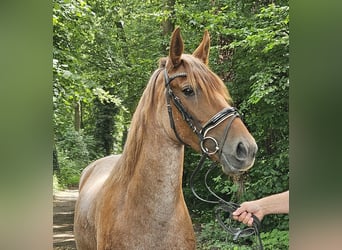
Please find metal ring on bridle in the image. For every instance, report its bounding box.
[200,136,219,155]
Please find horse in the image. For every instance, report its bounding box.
[74,27,258,250]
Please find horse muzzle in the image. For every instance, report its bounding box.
[219,138,258,175]
[199,108,258,175]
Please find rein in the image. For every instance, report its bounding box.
[190,157,263,249]
[164,68,264,249]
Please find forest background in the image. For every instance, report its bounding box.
[53,0,289,248]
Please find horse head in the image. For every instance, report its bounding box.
[159,28,257,175]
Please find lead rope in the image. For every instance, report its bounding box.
[190,105,263,250]
[190,112,263,249]
[190,158,264,250]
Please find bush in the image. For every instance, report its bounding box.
[53,173,62,191]
[197,219,255,250]
[55,151,82,188]
[196,218,289,250]
[260,229,289,249]
[56,129,91,162]
[55,128,99,188]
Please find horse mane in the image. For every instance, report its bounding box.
[111,54,232,183]
[108,62,164,183]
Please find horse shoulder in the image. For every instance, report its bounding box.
[79,154,121,191]
[75,154,122,249]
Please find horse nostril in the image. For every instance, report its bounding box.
[236,142,247,159]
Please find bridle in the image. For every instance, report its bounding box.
[164,68,263,249]
[164,69,238,152]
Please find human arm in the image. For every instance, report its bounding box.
[232,190,289,226]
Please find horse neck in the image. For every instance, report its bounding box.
[108,69,187,214]
[111,118,186,217]
[127,133,185,209]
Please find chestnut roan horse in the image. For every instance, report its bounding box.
[74,28,257,250]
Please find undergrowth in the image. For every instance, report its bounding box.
[196,219,289,250]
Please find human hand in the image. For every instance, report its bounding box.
[232,201,264,227]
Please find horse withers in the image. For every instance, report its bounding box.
[74,28,257,250]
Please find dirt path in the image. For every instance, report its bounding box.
[53,189,78,250]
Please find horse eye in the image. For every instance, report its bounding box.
[182,86,194,96]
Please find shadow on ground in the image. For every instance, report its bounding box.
[53,189,78,250]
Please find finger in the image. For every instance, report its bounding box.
[238,212,247,222]
[247,217,254,227]
[242,212,252,225]
[232,215,239,221]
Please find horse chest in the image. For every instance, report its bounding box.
[96,191,195,249]
[102,219,195,250]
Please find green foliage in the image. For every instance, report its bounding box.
[260,229,289,249]
[53,0,165,158]
[92,96,118,156]
[197,220,288,249]
[55,150,82,188]
[197,220,256,249]
[53,174,62,191]
[56,129,90,161]
[55,129,97,187]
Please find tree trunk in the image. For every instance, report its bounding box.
[53,144,60,173]
[161,0,176,50]
[74,101,81,131]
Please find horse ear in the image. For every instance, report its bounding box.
[192,30,210,65]
[169,27,184,68]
